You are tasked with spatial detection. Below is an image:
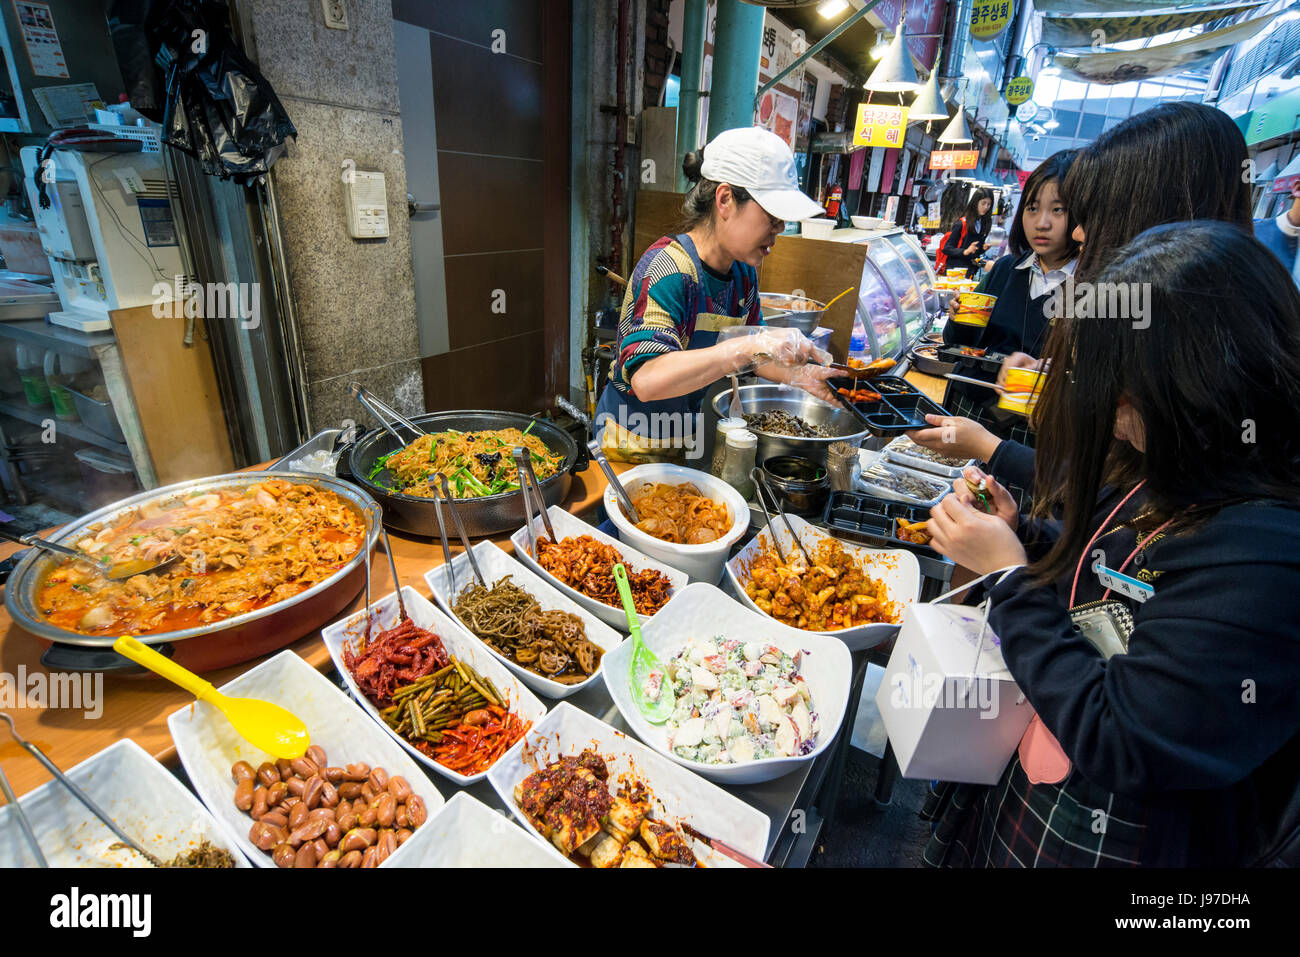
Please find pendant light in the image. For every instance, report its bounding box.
[937,98,972,144]
[865,17,919,93]
[909,50,947,122]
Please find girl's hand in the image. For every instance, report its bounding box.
[996,352,1042,389]
[927,494,1027,575]
[951,466,1018,531]
[906,413,1001,463]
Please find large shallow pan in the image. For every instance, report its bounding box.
[4,472,380,674]
[710,384,871,468]
[342,410,587,538]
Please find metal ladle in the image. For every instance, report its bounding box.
[586,439,639,525]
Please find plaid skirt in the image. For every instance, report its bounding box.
[921,757,1151,868]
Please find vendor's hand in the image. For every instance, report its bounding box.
[996,351,1043,389]
[951,466,1017,531]
[730,327,831,372]
[774,362,838,404]
[906,413,1001,463]
[927,493,1027,575]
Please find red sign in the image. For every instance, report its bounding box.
[1016,169,1031,188]
[930,150,979,170]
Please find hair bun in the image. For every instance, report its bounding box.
[682,147,705,184]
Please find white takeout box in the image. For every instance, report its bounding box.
[407,791,570,867]
[425,539,623,699]
[876,602,1033,785]
[167,649,445,868]
[321,585,548,784]
[0,738,250,868]
[726,513,920,652]
[509,504,689,632]
[487,701,771,866]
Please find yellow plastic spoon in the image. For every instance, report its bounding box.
[112,636,310,760]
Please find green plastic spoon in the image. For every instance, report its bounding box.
[113,636,310,760]
[613,563,674,724]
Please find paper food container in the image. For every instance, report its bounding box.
[424,539,624,699]
[0,738,250,868]
[875,602,1033,785]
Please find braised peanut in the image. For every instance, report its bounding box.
[272,843,296,868]
[361,847,379,868]
[339,850,363,868]
[320,781,340,808]
[344,762,370,781]
[231,761,256,784]
[260,811,288,829]
[312,838,330,860]
[290,756,319,779]
[357,806,378,829]
[249,821,287,851]
[294,842,317,869]
[387,776,412,802]
[376,829,397,863]
[318,849,342,868]
[287,776,306,797]
[308,807,335,824]
[250,786,268,820]
[302,775,324,810]
[395,804,409,829]
[266,781,288,807]
[395,828,413,846]
[360,783,376,804]
[288,818,328,846]
[234,778,255,812]
[324,822,341,847]
[405,794,427,828]
[337,781,363,800]
[288,801,309,829]
[276,758,294,780]
[340,827,377,853]
[367,767,389,792]
[257,762,280,788]
[375,793,396,828]
[324,766,346,784]
[336,809,358,832]
[306,745,328,768]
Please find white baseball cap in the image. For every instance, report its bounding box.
[699,127,825,223]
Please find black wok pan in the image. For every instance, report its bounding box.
[341,410,587,537]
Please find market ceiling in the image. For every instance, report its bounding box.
[769,2,892,82]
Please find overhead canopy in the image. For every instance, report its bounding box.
[1040,2,1265,48]
[1051,11,1279,84]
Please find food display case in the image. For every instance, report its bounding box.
[827,227,939,360]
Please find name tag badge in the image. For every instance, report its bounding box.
[1095,565,1154,603]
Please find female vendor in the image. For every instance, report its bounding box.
[595,127,835,459]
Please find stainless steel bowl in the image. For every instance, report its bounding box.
[711,384,870,467]
[4,471,381,673]
[760,293,825,336]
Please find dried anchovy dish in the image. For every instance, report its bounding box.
[743,410,830,438]
[860,464,947,502]
[888,437,971,467]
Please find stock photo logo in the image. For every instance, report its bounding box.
[0,667,102,719]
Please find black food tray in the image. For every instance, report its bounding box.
[937,345,1007,377]
[828,375,950,437]
[821,490,953,583]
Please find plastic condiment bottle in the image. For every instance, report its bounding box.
[719,429,758,500]
[849,316,870,361]
[711,416,747,477]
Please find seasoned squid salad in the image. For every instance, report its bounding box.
[645,635,819,765]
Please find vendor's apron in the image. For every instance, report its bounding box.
[595,234,751,462]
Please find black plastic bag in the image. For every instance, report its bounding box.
[140,0,296,184]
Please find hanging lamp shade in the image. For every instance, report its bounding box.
[937,102,972,143]
[865,20,919,92]
[909,56,948,121]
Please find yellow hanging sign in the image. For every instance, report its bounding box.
[970,0,1014,42]
[1005,76,1034,106]
[853,103,909,149]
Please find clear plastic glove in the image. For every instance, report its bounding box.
[770,361,838,404]
[727,327,832,372]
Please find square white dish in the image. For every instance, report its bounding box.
[602,582,852,784]
[167,649,445,868]
[725,513,920,652]
[0,738,250,868]
[509,504,689,631]
[425,539,623,699]
[487,701,770,865]
[402,791,571,867]
[321,585,547,785]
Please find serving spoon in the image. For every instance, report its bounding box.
[614,564,674,724]
[0,528,182,581]
[112,636,310,760]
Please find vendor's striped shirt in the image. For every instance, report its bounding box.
[611,237,761,394]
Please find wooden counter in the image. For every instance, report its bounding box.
[0,466,618,798]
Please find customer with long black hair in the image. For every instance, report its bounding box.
[909,102,1256,492]
[921,221,1300,867]
[939,187,994,278]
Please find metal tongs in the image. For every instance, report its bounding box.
[750,467,812,567]
[431,472,485,597]
[0,712,164,868]
[350,383,426,442]
[586,439,639,525]
[513,447,557,559]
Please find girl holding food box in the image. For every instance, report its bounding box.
[920,222,1300,867]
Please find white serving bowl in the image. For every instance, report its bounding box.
[404,791,571,867]
[801,217,837,239]
[850,215,883,230]
[167,649,445,868]
[725,513,920,653]
[0,738,250,868]
[321,585,547,783]
[602,462,750,584]
[487,701,770,865]
[425,540,623,699]
[509,504,689,632]
[602,582,852,784]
